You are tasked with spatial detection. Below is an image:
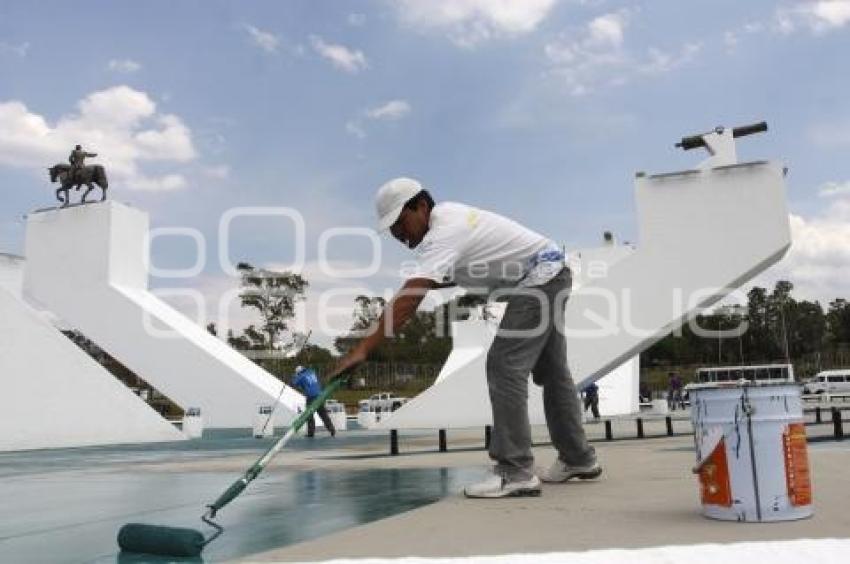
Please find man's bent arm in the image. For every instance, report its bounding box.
[330,277,436,378]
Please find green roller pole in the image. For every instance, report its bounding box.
[208,376,348,513]
[117,371,350,557]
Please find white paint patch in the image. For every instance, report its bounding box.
[318,538,850,564]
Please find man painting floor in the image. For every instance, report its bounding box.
[329,177,601,498]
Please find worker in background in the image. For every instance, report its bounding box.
[667,372,684,411]
[329,177,600,498]
[583,382,601,420]
[291,366,336,438]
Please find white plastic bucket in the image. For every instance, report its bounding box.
[688,382,813,522]
[182,407,204,439]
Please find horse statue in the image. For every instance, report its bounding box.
[47,163,109,206]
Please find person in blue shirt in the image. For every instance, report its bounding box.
[583,382,600,420]
[291,366,336,438]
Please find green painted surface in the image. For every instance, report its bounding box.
[0,434,486,563]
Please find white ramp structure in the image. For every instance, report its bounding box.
[23,202,305,428]
[0,254,184,451]
[568,126,790,388]
[378,124,790,430]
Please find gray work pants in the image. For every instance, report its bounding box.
[486,267,596,479]
[306,403,336,437]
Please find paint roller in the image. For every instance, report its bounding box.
[117,370,350,558]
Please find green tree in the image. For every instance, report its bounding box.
[235,262,308,351]
[827,299,850,345]
[335,295,386,355]
[334,295,451,364]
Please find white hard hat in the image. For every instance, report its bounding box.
[375,177,423,232]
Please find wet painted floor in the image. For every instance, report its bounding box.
[0,433,487,563]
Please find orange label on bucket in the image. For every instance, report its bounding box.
[783,423,812,506]
[698,437,732,507]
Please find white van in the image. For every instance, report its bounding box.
[804,370,850,395]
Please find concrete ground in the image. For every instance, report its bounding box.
[245,426,850,562]
[1,412,847,563]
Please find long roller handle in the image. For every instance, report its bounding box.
[206,374,350,515]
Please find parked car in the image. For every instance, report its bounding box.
[803,370,850,395]
[367,392,409,412]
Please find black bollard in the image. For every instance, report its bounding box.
[390,429,399,455]
[484,425,492,449]
[665,415,674,436]
[832,408,844,440]
[605,420,613,441]
[636,417,645,439]
[815,406,822,424]
[439,429,447,452]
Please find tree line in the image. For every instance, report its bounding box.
[643,281,850,377]
[218,265,850,380]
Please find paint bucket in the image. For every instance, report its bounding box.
[688,382,813,522]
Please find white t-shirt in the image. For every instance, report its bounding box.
[407,202,566,292]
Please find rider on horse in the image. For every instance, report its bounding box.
[68,144,97,185]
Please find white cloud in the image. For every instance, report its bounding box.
[202,165,230,179]
[587,12,626,47]
[808,118,850,147]
[347,99,412,138]
[365,100,412,120]
[544,10,700,95]
[774,1,850,34]
[394,0,557,47]
[348,13,367,26]
[0,41,30,57]
[107,59,141,73]
[127,174,187,192]
[345,121,367,139]
[0,85,197,192]
[310,36,368,73]
[243,24,279,53]
[752,186,850,304]
[819,180,850,197]
[723,31,739,51]
[723,2,850,49]
[544,11,630,95]
[638,43,702,75]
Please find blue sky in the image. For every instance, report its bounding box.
[2,1,849,346]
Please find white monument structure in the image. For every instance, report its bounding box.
[2,122,790,448]
[22,202,305,430]
[0,253,184,451]
[378,123,790,430]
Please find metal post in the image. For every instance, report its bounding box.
[439,429,447,452]
[605,420,613,440]
[636,417,645,439]
[390,429,399,455]
[665,416,674,436]
[484,425,492,449]
[815,406,822,424]
[832,408,844,440]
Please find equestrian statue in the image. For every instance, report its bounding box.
[47,144,109,206]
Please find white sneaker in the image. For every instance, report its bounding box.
[464,470,542,498]
[539,459,603,483]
